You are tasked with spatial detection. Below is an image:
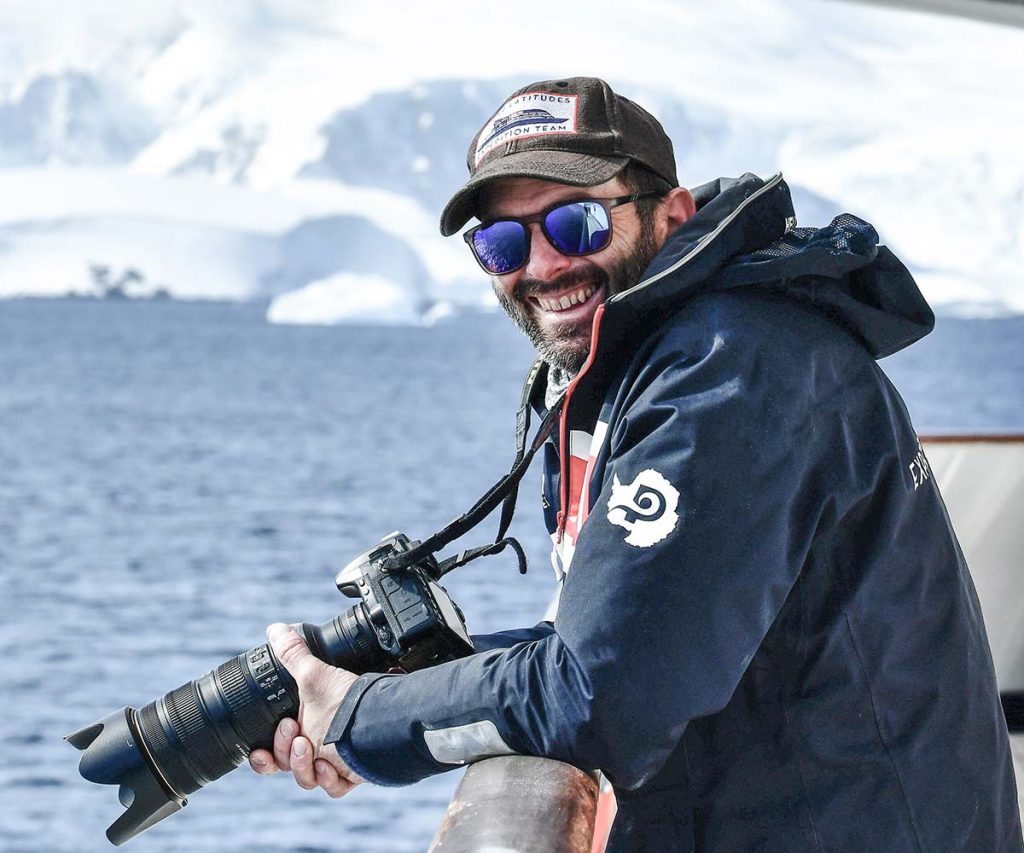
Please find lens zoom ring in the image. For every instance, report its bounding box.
[138,701,196,796]
[164,684,235,785]
[216,656,274,749]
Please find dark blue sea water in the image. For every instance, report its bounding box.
[2,300,1022,852]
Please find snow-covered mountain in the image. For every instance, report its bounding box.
[0,0,1021,319]
[0,71,157,167]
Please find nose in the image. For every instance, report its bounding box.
[523,223,572,281]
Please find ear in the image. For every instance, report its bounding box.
[659,187,696,237]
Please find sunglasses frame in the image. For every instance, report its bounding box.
[463,190,664,275]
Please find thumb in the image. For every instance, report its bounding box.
[267,622,315,677]
[267,622,358,714]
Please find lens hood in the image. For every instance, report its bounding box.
[66,708,185,846]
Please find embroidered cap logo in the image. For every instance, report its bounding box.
[607,469,680,547]
[474,92,579,167]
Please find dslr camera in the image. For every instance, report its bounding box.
[67,532,473,845]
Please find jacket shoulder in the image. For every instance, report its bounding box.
[624,287,875,399]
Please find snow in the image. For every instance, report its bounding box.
[266,272,425,326]
[0,0,1021,318]
[0,167,478,300]
[0,215,268,299]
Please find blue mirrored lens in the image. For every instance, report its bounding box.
[545,201,610,255]
[473,221,527,274]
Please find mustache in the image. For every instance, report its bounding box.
[514,267,609,302]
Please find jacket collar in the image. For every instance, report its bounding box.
[593,172,794,363]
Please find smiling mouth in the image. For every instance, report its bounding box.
[529,284,601,314]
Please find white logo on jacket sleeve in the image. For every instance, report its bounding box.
[606,469,680,547]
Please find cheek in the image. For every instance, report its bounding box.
[606,228,638,256]
[492,273,533,309]
[491,277,513,301]
[491,277,526,315]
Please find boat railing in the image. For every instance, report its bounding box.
[429,756,598,852]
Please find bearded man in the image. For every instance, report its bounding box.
[252,78,1021,852]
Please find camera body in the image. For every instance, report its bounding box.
[67,532,474,846]
[313,530,474,674]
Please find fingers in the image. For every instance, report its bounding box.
[289,735,317,790]
[252,723,357,799]
[315,759,357,799]
[256,622,362,798]
[273,717,298,771]
[248,748,278,774]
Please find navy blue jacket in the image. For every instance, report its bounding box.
[327,173,1022,851]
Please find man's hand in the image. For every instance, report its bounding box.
[248,622,366,798]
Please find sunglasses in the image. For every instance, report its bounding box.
[463,191,664,275]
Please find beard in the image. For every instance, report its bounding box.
[492,218,659,374]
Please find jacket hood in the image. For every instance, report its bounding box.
[605,173,934,360]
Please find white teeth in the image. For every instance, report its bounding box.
[538,285,597,312]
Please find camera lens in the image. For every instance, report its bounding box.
[67,603,387,845]
[67,533,471,845]
[137,643,298,796]
[304,606,390,675]
[131,607,387,802]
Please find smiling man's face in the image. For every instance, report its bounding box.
[479,176,660,373]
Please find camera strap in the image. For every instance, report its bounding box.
[384,357,562,576]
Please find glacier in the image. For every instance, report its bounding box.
[266,273,459,326]
[0,0,1021,320]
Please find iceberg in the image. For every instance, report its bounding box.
[266,273,428,326]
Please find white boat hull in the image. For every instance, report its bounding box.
[923,436,1024,693]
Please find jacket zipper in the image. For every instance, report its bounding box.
[557,303,605,542]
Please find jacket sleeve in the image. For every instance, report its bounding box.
[326,315,837,790]
[470,622,555,653]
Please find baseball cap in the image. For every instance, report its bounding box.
[439,77,678,236]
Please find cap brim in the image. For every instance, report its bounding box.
[439,150,629,237]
